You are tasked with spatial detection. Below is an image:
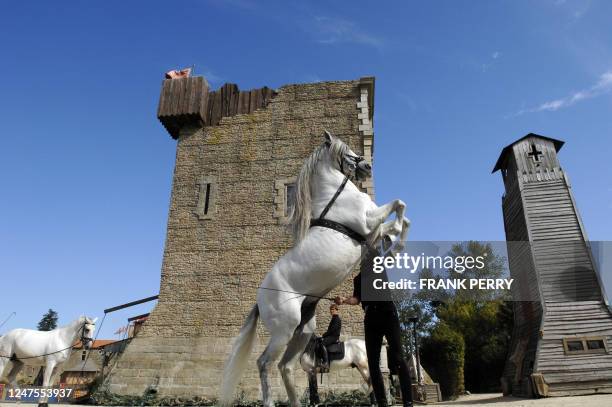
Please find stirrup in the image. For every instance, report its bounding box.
[318,358,330,374]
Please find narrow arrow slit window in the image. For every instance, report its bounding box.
[285,183,296,217]
[195,175,218,220]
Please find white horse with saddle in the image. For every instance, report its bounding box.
[300,336,374,405]
[300,337,429,406]
[221,131,410,407]
[0,316,97,406]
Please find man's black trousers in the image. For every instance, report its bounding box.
[364,304,413,407]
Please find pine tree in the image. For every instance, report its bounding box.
[37,309,58,331]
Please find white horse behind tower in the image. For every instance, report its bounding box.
[220,131,410,407]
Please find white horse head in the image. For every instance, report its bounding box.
[289,130,372,243]
[78,315,98,349]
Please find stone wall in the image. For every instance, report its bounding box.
[106,78,376,400]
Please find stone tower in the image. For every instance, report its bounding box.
[106,76,376,399]
[494,133,612,397]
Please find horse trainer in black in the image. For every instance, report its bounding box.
[335,243,414,407]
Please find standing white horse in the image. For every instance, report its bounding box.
[0,316,97,406]
[220,131,410,407]
[300,336,373,405]
[300,337,371,385]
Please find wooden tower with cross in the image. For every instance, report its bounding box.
[493,133,612,397]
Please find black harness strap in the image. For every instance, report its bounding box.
[318,175,349,220]
[310,219,366,244]
[310,175,366,244]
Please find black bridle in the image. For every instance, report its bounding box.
[310,153,368,244]
[80,322,94,347]
[339,154,364,175]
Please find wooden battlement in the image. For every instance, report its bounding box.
[157,76,276,139]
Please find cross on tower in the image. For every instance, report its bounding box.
[528,143,543,163]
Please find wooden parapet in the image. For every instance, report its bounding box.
[158,76,209,139]
[157,75,276,139]
[206,84,275,126]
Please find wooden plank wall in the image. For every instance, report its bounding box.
[158,76,209,119]
[205,84,275,126]
[157,77,276,139]
[524,181,601,302]
[501,178,543,397]
[523,178,612,395]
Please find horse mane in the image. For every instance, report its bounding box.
[288,137,350,243]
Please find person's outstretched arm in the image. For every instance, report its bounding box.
[334,295,360,306]
[335,272,362,306]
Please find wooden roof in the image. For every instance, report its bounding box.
[73,339,117,349]
[492,133,564,173]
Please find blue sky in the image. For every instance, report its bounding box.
[1,0,611,338]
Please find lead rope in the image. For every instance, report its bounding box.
[0,345,76,360]
[80,313,106,375]
[257,286,335,301]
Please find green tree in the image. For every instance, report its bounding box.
[433,242,512,393]
[399,241,513,396]
[435,299,513,392]
[37,309,58,331]
[420,323,465,399]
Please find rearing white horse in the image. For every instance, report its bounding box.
[0,316,97,407]
[220,131,409,407]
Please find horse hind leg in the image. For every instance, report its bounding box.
[6,359,24,387]
[357,365,376,407]
[257,334,292,407]
[278,300,318,407]
[356,364,372,393]
[278,324,316,407]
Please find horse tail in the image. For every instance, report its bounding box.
[219,304,259,406]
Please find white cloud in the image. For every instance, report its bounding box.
[310,16,383,49]
[515,70,612,115]
[550,0,592,20]
[482,51,502,72]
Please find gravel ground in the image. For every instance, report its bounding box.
[2,393,612,406]
[429,392,612,406]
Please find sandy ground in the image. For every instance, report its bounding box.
[2,393,612,406]
[428,392,612,406]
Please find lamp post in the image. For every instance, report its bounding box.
[408,316,422,385]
